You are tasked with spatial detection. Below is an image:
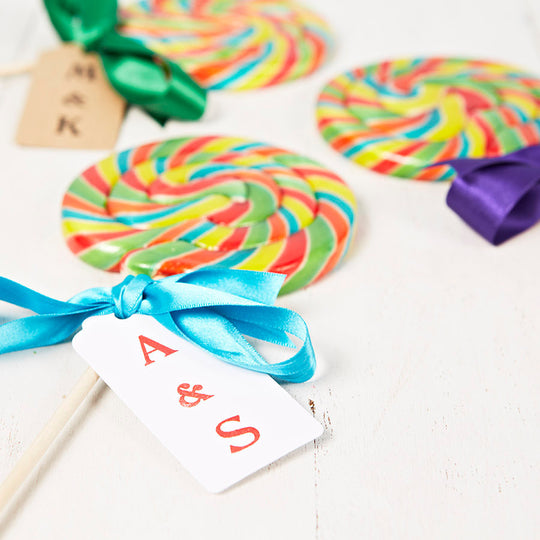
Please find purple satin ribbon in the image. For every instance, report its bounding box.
[443,144,540,245]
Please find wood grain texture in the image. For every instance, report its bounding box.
[1,0,540,538]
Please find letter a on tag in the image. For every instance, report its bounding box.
[139,335,177,366]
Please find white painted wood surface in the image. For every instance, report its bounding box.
[1,0,540,537]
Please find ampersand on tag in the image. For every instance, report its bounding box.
[177,383,214,408]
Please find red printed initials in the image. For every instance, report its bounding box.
[215,415,260,454]
[138,335,177,366]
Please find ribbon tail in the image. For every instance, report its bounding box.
[0,277,79,314]
[229,317,296,348]
[157,310,264,366]
[43,0,117,42]
[162,305,315,383]
[218,305,316,382]
[447,162,540,245]
[0,310,101,355]
[169,269,286,305]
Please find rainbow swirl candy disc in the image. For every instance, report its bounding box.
[61,136,356,294]
[118,0,332,91]
[316,58,540,181]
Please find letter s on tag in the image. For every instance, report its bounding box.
[215,415,261,454]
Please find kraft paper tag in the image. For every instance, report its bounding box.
[73,314,323,493]
[16,44,125,150]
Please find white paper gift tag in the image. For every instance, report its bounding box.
[73,313,322,492]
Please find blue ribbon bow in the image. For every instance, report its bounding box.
[0,269,315,383]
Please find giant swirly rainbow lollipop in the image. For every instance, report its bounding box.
[61,136,356,294]
[316,58,540,181]
[118,0,332,90]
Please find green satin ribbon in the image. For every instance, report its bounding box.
[43,0,207,124]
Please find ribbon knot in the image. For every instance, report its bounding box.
[43,0,207,124]
[111,274,152,319]
[0,269,316,383]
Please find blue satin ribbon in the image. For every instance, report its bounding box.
[441,144,540,245]
[0,269,315,383]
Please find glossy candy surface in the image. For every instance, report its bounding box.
[316,58,540,180]
[62,136,356,294]
[119,0,332,90]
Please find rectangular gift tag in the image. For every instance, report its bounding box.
[73,314,322,493]
[16,44,125,150]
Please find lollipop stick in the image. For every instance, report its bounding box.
[0,61,34,77]
[0,367,100,514]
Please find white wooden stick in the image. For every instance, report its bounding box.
[0,61,34,77]
[0,367,100,514]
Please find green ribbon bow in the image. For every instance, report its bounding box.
[43,0,207,124]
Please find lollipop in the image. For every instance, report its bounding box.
[62,136,356,294]
[316,58,540,181]
[118,0,332,90]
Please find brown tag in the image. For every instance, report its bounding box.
[16,44,126,150]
